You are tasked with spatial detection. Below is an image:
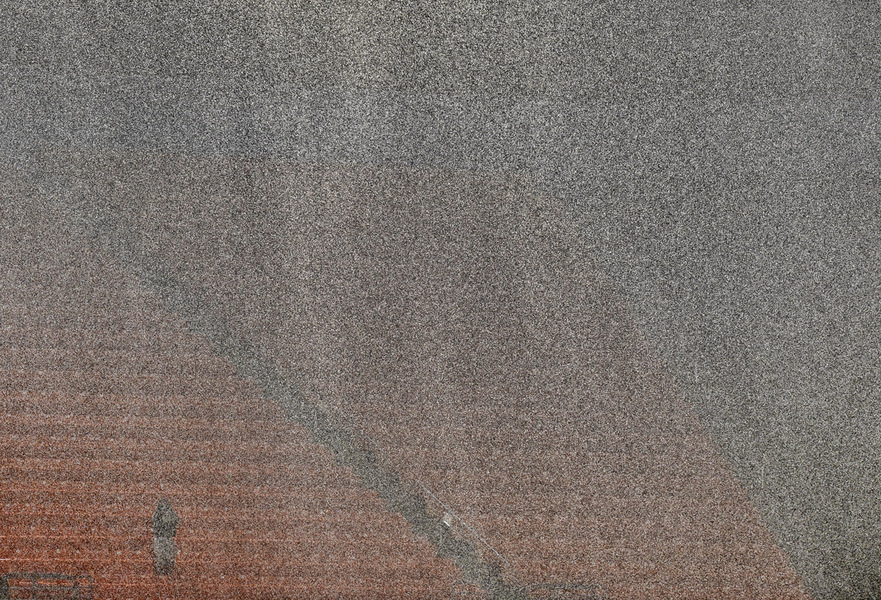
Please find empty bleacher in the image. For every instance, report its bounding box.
[42,152,813,600]
[0,168,461,598]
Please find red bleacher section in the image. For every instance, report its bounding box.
[59,152,812,600]
[0,171,461,598]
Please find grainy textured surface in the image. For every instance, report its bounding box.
[0,170,462,599]
[2,2,880,598]
[32,151,812,599]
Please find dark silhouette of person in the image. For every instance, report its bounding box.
[151,498,179,576]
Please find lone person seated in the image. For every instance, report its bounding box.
[151,498,179,576]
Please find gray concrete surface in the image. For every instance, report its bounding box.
[3,2,880,598]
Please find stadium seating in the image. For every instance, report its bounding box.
[2,153,812,599]
[0,169,461,599]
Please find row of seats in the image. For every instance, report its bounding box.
[0,170,462,598]
[141,159,804,600]
[9,152,811,599]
